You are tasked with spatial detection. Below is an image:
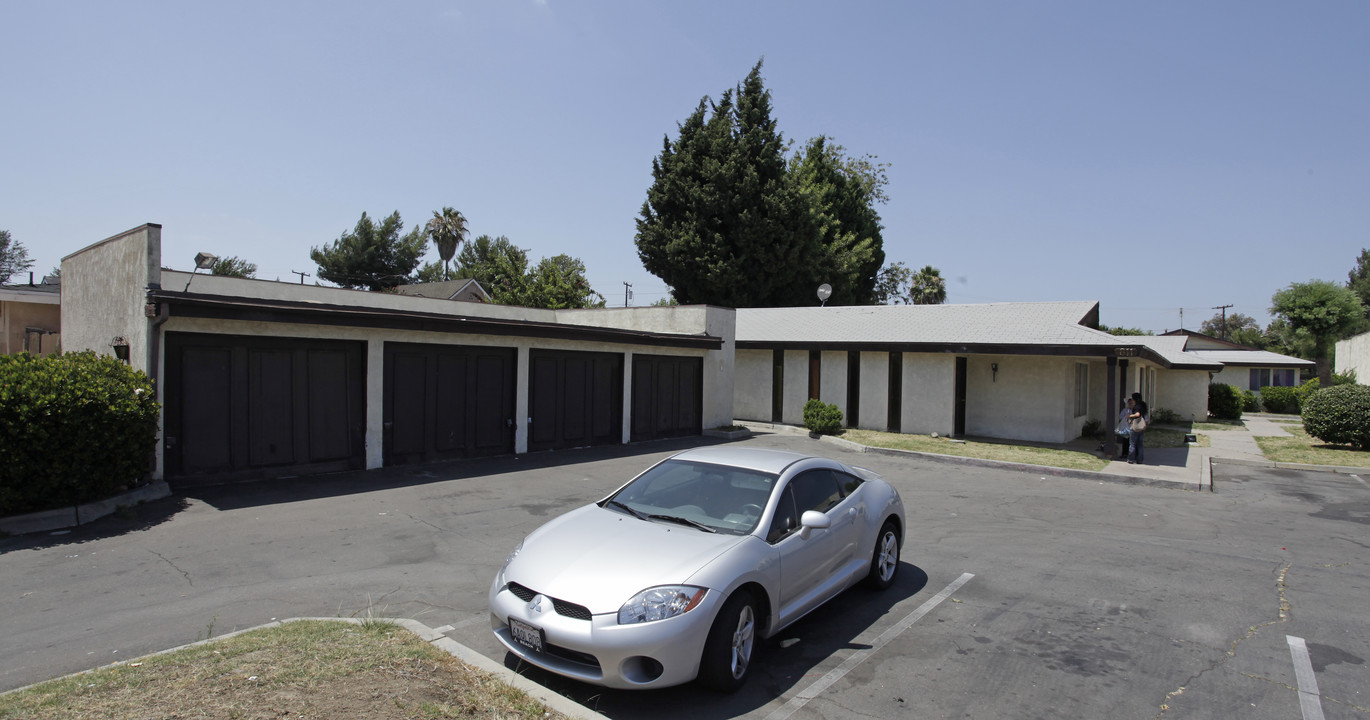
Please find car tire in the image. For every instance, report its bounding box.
[698,589,758,693]
[864,519,900,590]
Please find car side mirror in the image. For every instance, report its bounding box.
[799,510,831,540]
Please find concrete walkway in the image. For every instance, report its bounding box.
[1095,417,1278,490]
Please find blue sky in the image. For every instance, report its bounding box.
[3,1,1366,332]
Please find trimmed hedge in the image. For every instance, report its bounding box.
[0,351,160,516]
[1209,383,1245,420]
[1259,386,1301,414]
[1240,389,1260,413]
[803,398,844,435]
[1302,384,1370,449]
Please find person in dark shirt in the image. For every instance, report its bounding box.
[1127,392,1150,464]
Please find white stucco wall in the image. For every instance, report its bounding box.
[60,225,161,372]
[1336,332,1370,382]
[782,350,808,426]
[858,351,889,431]
[733,349,772,421]
[901,353,955,436]
[819,351,847,415]
[964,355,1077,443]
[1156,369,1211,421]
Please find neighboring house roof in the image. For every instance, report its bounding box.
[394,278,490,302]
[1186,349,1316,368]
[735,302,1224,370]
[1159,328,1253,350]
[0,283,61,304]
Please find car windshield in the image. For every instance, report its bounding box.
[603,459,778,535]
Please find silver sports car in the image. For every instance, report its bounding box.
[489,445,905,692]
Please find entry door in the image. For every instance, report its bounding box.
[384,343,516,465]
[631,354,702,442]
[954,356,968,437]
[528,350,623,451]
[164,333,365,484]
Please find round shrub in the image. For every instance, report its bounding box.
[803,398,844,435]
[1259,386,1300,414]
[0,351,161,516]
[1301,384,1370,449]
[1208,383,1244,420]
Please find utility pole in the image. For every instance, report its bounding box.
[623,282,633,307]
[1212,304,1233,339]
[292,270,310,285]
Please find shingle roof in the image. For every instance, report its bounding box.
[735,302,1230,370]
[736,301,1105,345]
[1187,349,1316,367]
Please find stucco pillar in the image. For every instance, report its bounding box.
[1106,356,1117,433]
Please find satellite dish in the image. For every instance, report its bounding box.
[817,283,832,306]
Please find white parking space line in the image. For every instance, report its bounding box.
[1350,474,1367,487]
[764,572,976,720]
[1287,635,1325,720]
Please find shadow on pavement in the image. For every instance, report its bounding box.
[181,435,732,511]
[0,494,190,553]
[497,563,931,719]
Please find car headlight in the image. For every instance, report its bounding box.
[618,585,707,625]
[496,540,523,587]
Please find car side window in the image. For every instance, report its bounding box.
[790,470,843,515]
[767,485,798,543]
[835,471,862,497]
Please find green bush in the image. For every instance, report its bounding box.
[1259,386,1301,414]
[1240,389,1260,412]
[803,398,844,435]
[1208,384,1245,420]
[0,351,161,516]
[1298,372,1356,407]
[1301,384,1370,449]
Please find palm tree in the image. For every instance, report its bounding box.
[425,207,469,281]
[909,265,947,305]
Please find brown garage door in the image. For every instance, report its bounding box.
[631,354,702,442]
[384,343,516,465]
[528,349,622,452]
[163,333,365,484]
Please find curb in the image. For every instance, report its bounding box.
[0,617,608,720]
[0,481,172,537]
[739,421,1201,491]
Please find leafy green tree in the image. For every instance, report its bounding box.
[636,61,820,307]
[525,255,605,309]
[454,235,530,304]
[789,136,886,305]
[311,211,428,291]
[1199,312,1266,347]
[412,261,449,284]
[1347,248,1370,320]
[908,265,947,305]
[873,261,913,304]
[1099,325,1153,336]
[209,256,257,279]
[1270,280,1367,386]
[0,230,34,283]
[426,206,469,281]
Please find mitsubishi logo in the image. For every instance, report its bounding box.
[529,594,548,614]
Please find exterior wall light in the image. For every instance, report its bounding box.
[111,336,130,363]
[991,362,999,382]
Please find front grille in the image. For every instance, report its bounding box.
[506,582,593,621]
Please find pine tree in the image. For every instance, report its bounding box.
[636,61,820,307]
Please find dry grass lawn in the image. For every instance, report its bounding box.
[0,620,564,720]
[1254,425,1370,468]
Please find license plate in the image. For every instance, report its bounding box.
[509,619,544,653]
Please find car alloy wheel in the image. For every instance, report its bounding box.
[699,589,758,692]
[865,520,900,590]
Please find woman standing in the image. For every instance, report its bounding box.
[1127,392,1150,464]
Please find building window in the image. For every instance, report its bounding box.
[1274,369,1296,387]
[1074,363,1089,417]
[1250,368,1271,390]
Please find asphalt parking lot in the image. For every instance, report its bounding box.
[2,432,1366,719]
